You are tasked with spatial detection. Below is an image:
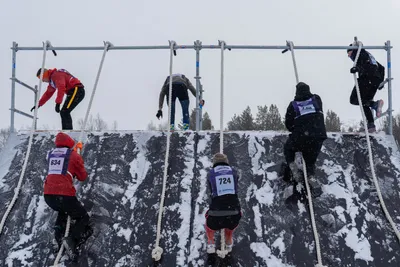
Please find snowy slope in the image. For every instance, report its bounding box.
[0,131,400,267]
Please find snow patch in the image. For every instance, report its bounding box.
[250,242,295,267]
[343,227,373,262]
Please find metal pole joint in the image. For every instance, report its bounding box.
[12,42,19,52]
[194,40,202,51]
[218,40,231,51]
[45,40,57,56]
[104,41,114,51]
[169,40,177,56]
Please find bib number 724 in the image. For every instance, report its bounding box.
[218,176,232,185]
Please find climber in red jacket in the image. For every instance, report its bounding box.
[43,132,92,256]
[32,68,85,130]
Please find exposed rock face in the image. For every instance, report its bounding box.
[0,131,399,267]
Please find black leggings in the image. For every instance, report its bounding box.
[349,78,380,124]
[44,194,89,242]
[206,211,242,231]
[60,86,85,130]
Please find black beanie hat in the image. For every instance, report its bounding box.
[295,82,311,96]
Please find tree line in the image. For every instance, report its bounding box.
[2,109,400,153]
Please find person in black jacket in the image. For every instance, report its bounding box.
[348,44,385,132]
[205,153,241,254]
[284,82,327,197]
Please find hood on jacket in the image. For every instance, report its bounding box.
[295,82,313,101]
[55,132,75,148]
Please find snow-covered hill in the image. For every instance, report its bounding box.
[0,131,399,267]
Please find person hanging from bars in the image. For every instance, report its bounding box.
[31,68,85,130]
[347,43,385,133]
[156,73,204,131]
[283,82,327,198]
[205,153,241,256]
[43,132,93,258]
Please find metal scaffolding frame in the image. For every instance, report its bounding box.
[9,40,394,134]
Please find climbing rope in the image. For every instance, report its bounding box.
[352,40,400,242]
[0,41,49,236]
[152,40,176,262]
[286,40,326,267]
[52,41,112,266]
[216,40,229,259]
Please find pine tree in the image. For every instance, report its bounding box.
[202,112,214,130]
[325,110,341,132]
[227,114,242,130]
[239,106,255,130]
[255,105,269,130]
[267,104,285,130]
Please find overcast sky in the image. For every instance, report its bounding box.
[0,0,399,131]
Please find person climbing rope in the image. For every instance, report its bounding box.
[283,82,327,197]
[43,132,92,258]
[31,68,85,130]
[205,153,241,255]
[347,43,385,133]
[156,73,204,131]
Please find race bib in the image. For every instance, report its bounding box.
[293,97,317,118]
[48,157,66,175]
[215,173,235,196]
[298,102,316,116]
[47,147,70,175]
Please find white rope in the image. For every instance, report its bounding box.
[288,41,299,86]
[301,161,325,267]
[352,40,400,242]
[219,40,225,154]
[287,40,326,267]
[77,41,113,146]
[52,41,112,266]
[0,41,49,235]
[216,40,229,259]
[152,40,176,262]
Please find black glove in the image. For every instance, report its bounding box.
[156,110,163,119]
[55,103,61,113]
[30,106,36,112]
[350,67,359,74]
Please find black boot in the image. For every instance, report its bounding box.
[77,224,94,247]
[63,236,78,258]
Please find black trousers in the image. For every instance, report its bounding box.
[206,211,242,231]
[284,136,324,176]
[349,77,380,124]
[60,86,85,130]
[44,194,89,242]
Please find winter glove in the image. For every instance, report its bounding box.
[156,110,163,119]
[73,142,83,152]
[350,67,359,74]
[55,103,61,113]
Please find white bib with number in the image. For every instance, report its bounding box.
[48,147,68,175]
[214,165,235,196]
